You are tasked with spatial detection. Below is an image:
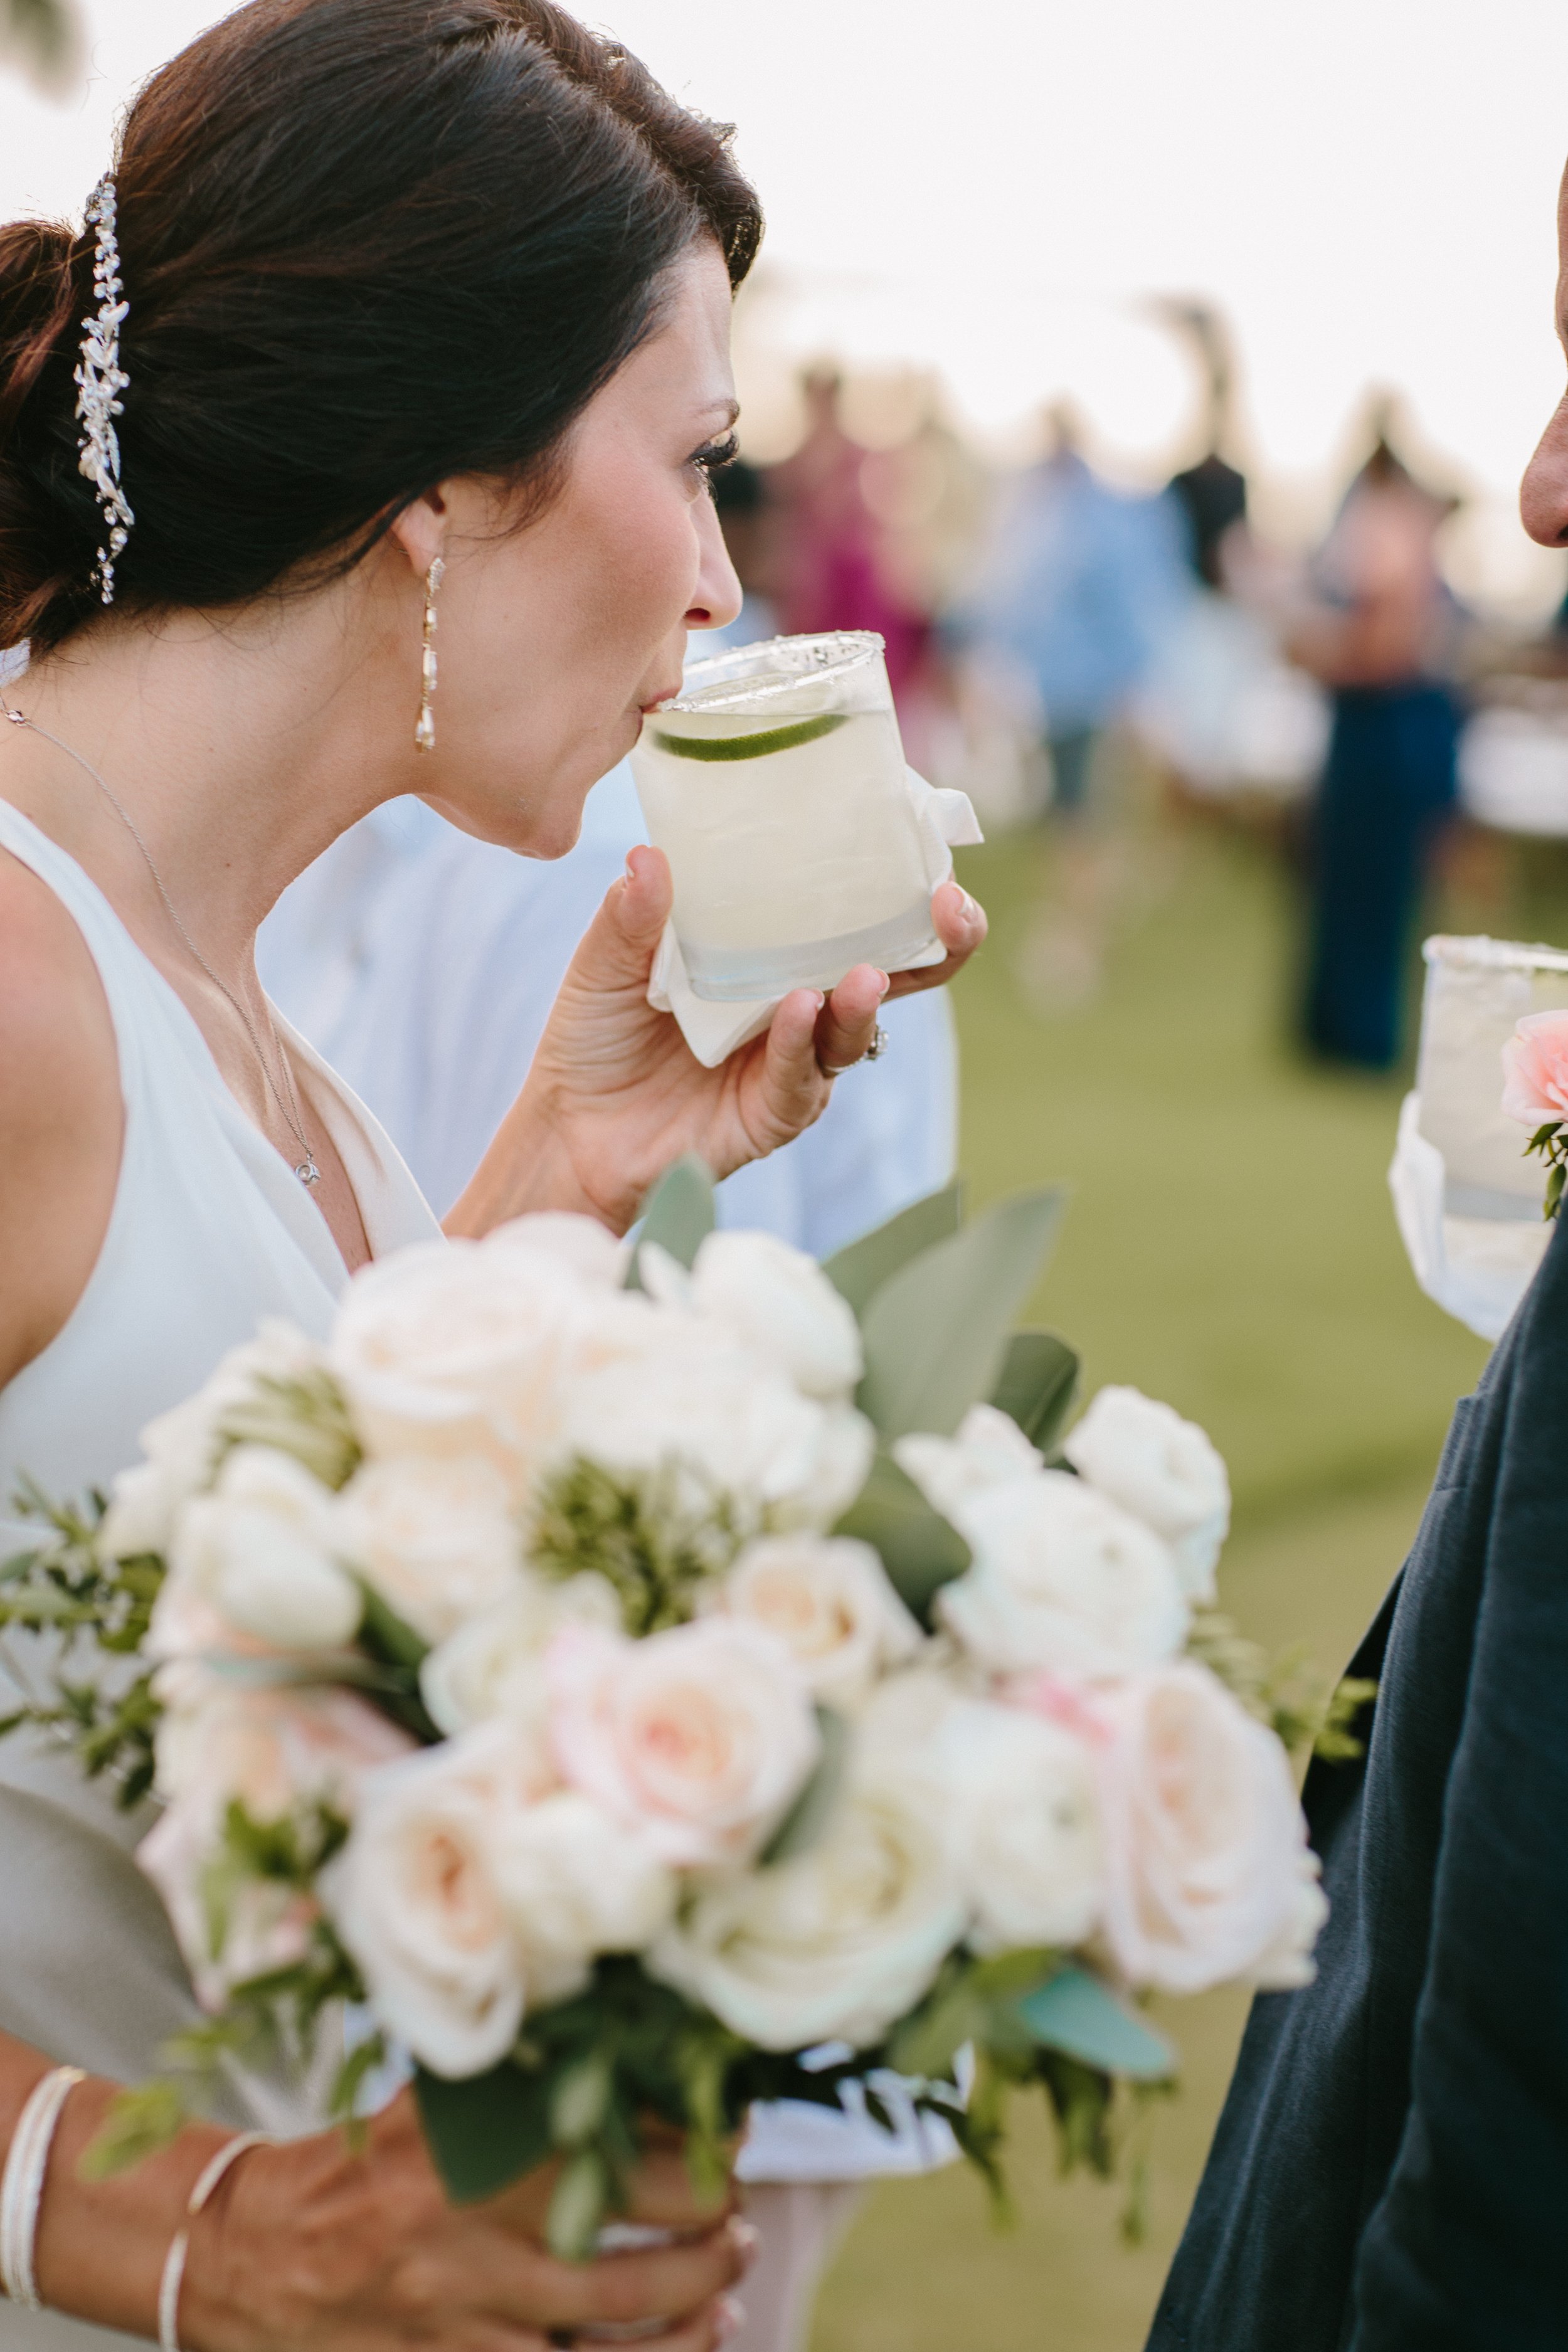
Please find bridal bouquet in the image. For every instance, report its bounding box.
[1,1165,1330,2250]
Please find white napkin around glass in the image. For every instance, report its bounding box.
[647,768,984,1068]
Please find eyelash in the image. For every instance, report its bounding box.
[691,431,739,490]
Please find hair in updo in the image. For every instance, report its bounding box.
[0,0,761,652]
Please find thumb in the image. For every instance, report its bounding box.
[572,844,673,990]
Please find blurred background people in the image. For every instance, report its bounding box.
[1291,410,1465,1069]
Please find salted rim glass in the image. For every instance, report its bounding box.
[661,630,886,714]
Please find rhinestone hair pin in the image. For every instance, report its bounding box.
[74,176,134,605]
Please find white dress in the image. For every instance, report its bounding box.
[0,800,440,2349]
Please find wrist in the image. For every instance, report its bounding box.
[31,2077,227,2336]
[445,1084,633,1239]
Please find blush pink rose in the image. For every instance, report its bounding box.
[1502,1010,1568,1131]
[546,1619,820,1868]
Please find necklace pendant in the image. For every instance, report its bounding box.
[295,1157,321,1187]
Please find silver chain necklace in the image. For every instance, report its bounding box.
[2,702,321,1187]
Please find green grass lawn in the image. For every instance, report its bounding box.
[809,795,1518,2352]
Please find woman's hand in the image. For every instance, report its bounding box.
[180,2092,750,2352]
[448,847,986,1238]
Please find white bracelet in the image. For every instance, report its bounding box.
[157,2131,273,2352]
[1,2064,87,2309]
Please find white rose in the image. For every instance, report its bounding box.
[99,1319,326,1560]
[420,1572,620,1737]
[1248,1850,1330,1991]
[329,1229,615,1488]
[160,1446,361,1654]
[324,1721,554,2076]
[894,1401,1044,1527]
[548,1619,821,1868]
[933,1469,1188,1680]
[331,1455,521,1644]
[711,1536,921,1710]
[484,1212,628,1290]
[1095,1661,1323,1994]
[687,1231,864,1401]
[491,1790,675,2006]
[649,1771,965,2050]
[555,1319,872,1535]
[140,1685,412,2007]
[921,1697,1103,1955]
[1063,1387,1231,1604]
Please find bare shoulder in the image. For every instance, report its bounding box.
[0,845,123,1387]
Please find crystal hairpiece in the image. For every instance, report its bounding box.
[74,176,134,605]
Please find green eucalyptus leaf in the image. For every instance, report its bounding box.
[821,1182,963,1319]
[627,1156,716,1288]
[415,2057,554,2205]
[760,1706,850,1867]
[857,1189,1066,1439]
[989,1330,1079,1453]
[1018,1967,1175,2081]
[833,1451,970,1626]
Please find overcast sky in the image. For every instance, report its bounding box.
[6,0,1568,606]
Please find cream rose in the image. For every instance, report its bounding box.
[140,1685,412,2007]
[329,1224,622,1488]
[324,1721,554,2076]
[933,1468,1188,1680]
[491,1790,676,2007]
[99,1319,327,1560]
[553,1319,872,1535]
[1064,1387,1231,1604]
[419,1572,620,1737]
[547,1619,821,1868]
[687,1231,864,1401]
[160,1445,361,1653]
[711,1536,922,1709]
[894,1401,1045,1525]
[1094,1661,1323,1994]
[331,1454,521,1644]
[928,1697,1103,1954]
[649,1772,965,2050]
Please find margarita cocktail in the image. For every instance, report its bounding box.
[631,632,936,1001]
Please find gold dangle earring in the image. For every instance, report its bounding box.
[414,556,445,753]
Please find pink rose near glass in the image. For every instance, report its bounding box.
[1503,1006,1568,1217]
[0,1164,1337,2255]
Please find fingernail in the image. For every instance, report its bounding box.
[808,991,825,1011]
[728,2215,760,2262]
[874,970,891,999]
[715,2292,747,2342]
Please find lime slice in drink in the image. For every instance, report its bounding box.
[649,712,848,762]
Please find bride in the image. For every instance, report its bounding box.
[0,1,984,2343]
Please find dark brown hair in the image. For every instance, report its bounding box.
[0,0,761,652]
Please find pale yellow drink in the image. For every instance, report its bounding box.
[632,632,936,1002]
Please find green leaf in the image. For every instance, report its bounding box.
[78,2080,189,2180]
[760,1705,850,1867]
[857,1189,1066,1439]
[627,1155,716,1288]
[415,2057,555,2205]
[1547,1162,1565,1222]
[833,1450,970,1626]
[989,1329,1079,1453]
[820,1182,963,1319]
[548,2147,610,2260]
[355,1581,430,1673]
[1018,1968,1174,2081]
[550,2052,613,2148]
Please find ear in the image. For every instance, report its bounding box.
[387,487,450,581]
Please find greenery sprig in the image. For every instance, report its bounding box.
[1524,1120,1568,1221]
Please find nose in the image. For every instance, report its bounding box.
[686,488,744,632]
[1520,393,1568,546]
